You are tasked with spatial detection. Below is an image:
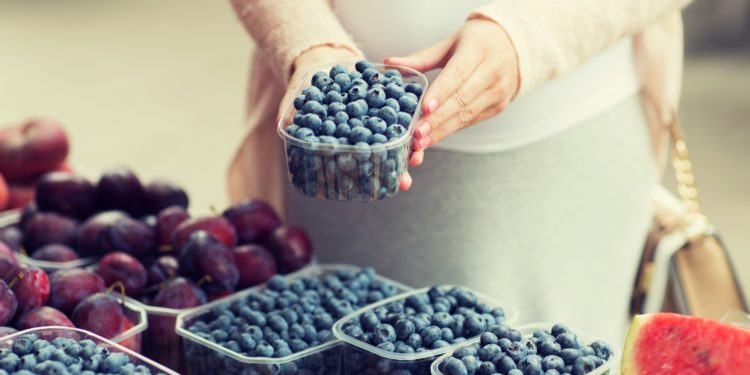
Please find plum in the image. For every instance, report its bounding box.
[72,292,125,339]
[30,244,79,262]
[153,277,206,309]
[0,117,69,183]
[9,266,49,312]
[0,173,7,210]
[0,241,19,280]
[6,183,35,210]
[265,226,314,273]
[16,306,74,329]
[19,201,38,229]
[233,244,278,288]
[35,171,96,218]
[179,231,239,292]
[96,251,147,296]
[76,211,154,257]
[96,167,146,216]
[144,179,189,214]
[223,199,282,245]
[172,216,236,250]
[0,226,23,252]
[22,212,78,250]
[48,268,105,314]
[140,215,157,231]
[155,206,189,247]
[147,255,179,287]
[0,280,17,325]
[0,326,17,337]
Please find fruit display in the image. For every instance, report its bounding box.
[0,118,71,212]
[333,286,516,374]
[0,256,145,351]
[0,327,177,375]
[622,313,750,374]
[434,323,614,375]
[176,265,412,375]
[279,60,428,201]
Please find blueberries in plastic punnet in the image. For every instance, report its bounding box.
[340,286,507,354]
[438,324,612,375]
[0,334,166,375]
[186,268,401,359]
[285,60,423,146]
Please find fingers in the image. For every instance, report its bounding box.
[409,150,424,167]
[419,64,495,130]
[385,36,455,73]
[428,92,507,146]
[421,42,482,115]
[399,171,413,191]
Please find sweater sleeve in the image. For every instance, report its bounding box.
[230,0,361,83]
[470,0,692,96]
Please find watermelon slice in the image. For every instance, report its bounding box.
[622,313,750,374]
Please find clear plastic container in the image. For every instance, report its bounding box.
[278,62,429,201]
[333,287,519,375]
[175,264,413,375]
[0,326,178,375]
[111,296,149,353]
[0,210,98,272]
[430,322,620,375]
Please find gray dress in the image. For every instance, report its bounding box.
[285,95,656,346]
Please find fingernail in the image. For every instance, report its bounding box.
[414,122,431,139]
[426,99,438,113]
[416,136,431,150]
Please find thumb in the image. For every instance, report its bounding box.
[384,35,455,72]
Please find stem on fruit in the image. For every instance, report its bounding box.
[158,245,173,253]
[18,247,28,257]
[7,271,24,289]
[196,274,213,287]
[142,281,166,294]
[106,281,127,304]
[209,205,219,216]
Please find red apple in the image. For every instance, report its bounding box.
[0,118,69,183]
[0,174,8,211]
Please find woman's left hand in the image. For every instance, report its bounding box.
[386,18,520,172]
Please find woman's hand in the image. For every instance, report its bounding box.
[278,45,362,122]
[385,18,520,168]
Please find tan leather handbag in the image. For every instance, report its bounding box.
[630,112,747,320]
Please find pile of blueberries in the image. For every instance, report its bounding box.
[183,268,403,375]
[339,286,506,374]
[438,324,613,375]
[283,60,425,200]
[0,334,166,375]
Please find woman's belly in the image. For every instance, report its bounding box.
[332,0,641,153]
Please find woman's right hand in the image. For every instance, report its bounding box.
[277,45,362,122]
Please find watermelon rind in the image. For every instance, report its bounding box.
[621,313,651,374]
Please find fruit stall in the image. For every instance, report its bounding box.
[1,61,748,375]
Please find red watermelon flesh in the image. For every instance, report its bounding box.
[622,313,750,374]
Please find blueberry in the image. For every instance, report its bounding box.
[539,338,563,356]
[494,354,518,373]
[376,342,396,352]
[384,98,400,112]
[332,111,349,125]
[480,332,499,346]
[464,314,487,336]
[590,340,612,360]
[405,333,422,349]
[347,86,367,103]
[433,339,451,349]
[441,357,467,375]
[431,312,454,328]
[346,101,367,118]
[398,93,418,113]
[556,333,580,349]
[302,114,324,134]
[462,355,481,373]
[355,60,372,73]
[327,101,346,116]
[269,315,290,333]
[311,71,327,85]
[543,355,566,372]
[0,354,18,372]
[384,82,405,99]
[580,346,595,357]
[478,344,502,361]
[333,72,351,91]
[304,86,325,103]
[361,68,380,84]
[332,122,351,138]
[393,319,415,340]
[420,326,442,346]
[441,327,455,342]
[211,329,229,342]
[377,108,398,128]
[519,354,545,375]
[405,82,424,97]
[506,341,528,363]
[17,354,35,370]
[324,91,343,105]
[365,87,386,108]
[293,95,306,110]
[349,71,362,81]
[551,323,570,337]
[367,107,379,117]
[329,64,348,79]
[348,118,364,129]
[560,348,582,365]
[363,117,386,135]
[313,76,333,91]
[359,311,381,331]
[384,69,402,79]
[477,361,496,375]
[572,356,598,375]
[317,329,334,342]
[545,370,562,375]
[12,337,33,356]
[100,352,129,372]
[348,126,372,144]
[374,324,397,344]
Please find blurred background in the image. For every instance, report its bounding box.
[1,1,748,288]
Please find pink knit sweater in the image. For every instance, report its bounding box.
[227,0,692,210]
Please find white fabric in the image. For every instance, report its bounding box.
[333,0,641,153]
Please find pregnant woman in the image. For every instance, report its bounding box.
[227,0,693,344]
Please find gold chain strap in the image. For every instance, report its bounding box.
[668,115,701,214]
